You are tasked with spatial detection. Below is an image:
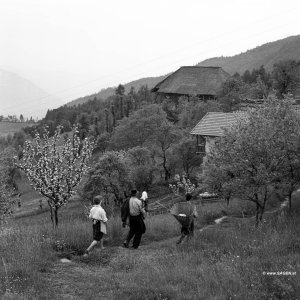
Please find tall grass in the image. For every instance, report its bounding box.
[0,222,56,298]
[109,209,300,299]
[1,198,298,299]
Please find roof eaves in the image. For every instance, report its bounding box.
[151,67,185,92]
[190,112,211,135]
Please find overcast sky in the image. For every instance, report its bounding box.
[1,0,300,109]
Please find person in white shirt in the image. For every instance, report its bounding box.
[140,190,149,211]
[84,195,108,256]
[123,190,146,249]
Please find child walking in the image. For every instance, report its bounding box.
[84,195,108,256]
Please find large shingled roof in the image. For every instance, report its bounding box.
[152,66,230,96]
[190,112,245,137]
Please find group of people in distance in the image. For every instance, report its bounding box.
[83,189,197,256]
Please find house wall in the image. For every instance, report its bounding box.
[155,93,216,103]
[196,135,217,157]
[205,136,216,154]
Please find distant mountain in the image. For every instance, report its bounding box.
[197,35,300,74]
[0,69,61,119]
[66,35,300,107]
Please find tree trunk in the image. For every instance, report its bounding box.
[120,96,124,119]
[54,208,58,227]
[255,204,265,227]
[105,109,109,133]
[48,201,54,227]
[126,99,130,117]
[255,202,259,227]
[163,158,170,181]
[162,151,170,181]
[111,105,116,128]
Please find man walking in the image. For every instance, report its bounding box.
[123,190,146,249]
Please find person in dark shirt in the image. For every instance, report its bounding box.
[176,193,198,245]
[123,190,146,249]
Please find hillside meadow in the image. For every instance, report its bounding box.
[0,189,299,300]
[0,122,33,138]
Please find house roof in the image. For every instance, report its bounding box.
[190,112,245,137]
[151,66,230,96]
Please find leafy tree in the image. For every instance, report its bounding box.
[173,136,203,177]
[16,125,94,226]
[115,84,125,96]
[202,98,300,225]
[93,132,111,155]
[178,98,221,129]
[125,146,155,190]
[82,151,131,207]
[137,85,153,105]
[232,72,241,79]
[202,115,274,225]
[242,65,271,88]
[242,69,252,83]
[218,77,250,112]
[128,86,136,98]
[162,97,180,123]
[76,113,90,139]
[272,60,300,98]
[248,75,269,99]
[151,121,181,181]
[109,104,167,150]
[268,97,300,209]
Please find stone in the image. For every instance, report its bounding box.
[60,258,71,263]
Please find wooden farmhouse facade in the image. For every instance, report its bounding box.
[151,66,230,102]
[190,112,244,156]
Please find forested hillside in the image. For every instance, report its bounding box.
[198,35,300,75]
[65,35,300,107]
[66,75,168,107]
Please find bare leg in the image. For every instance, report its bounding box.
[85,240,98,255]
[176,234,186,245]
[100,239,105,249]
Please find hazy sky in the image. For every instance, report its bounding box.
[1,0,300,110]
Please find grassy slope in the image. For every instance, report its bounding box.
[0,122,34,138]
[1,191,299,300]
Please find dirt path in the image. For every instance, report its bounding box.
[43,191,296,299]
[42,213,242,299]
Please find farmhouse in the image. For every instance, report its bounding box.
[190,112,245,155]
[151,66,230,102]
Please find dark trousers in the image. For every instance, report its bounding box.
[126,215,146,248]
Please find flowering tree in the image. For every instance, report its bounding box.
[169,174,196,196]
[16,125,94,226]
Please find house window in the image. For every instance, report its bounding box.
[196,135,206,154]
